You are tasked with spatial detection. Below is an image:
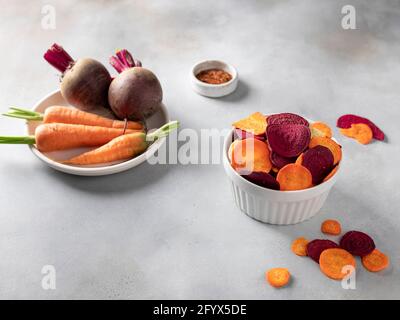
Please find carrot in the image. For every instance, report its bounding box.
[276,164,313,191]
[321,219,342,235]
[319,248,356,280]
[0,123,139,152]
[309,136,342,165]
[232,112,267,136]
[362,249,389,272]
[63,121,179,165]
[266,268,291,288]
[310,122,332,138]
[291,237,308,256]
[3,106,144,130]
[295,153,304,165]
[340,123,373,145]
[230,138,272,174]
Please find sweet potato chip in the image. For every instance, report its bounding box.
[321,219,342,235]
[309,136,342,165]
[362,249,390,272]
[267,124,311,158]
[310,122,332,138]
[340,123,373,145]
[276,164,313,191]
[231,138,272,174]
[266,268,291,288]
[319,248,356,280]
[339,231,375,257]
[301,145,334,185]
[306,239,339,263]
[267,113,309,127]
[233,112,267,136]
[291,237,309,256]
[337,114,384,141]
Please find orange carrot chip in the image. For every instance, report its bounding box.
[319,248,356,280]
[311,122,332,138]
[233,112,267,136]
[266,268,291,288]
[321,219,342,235]
[362,249,390,272]
[276,163,313,191]
[291,237,309,256]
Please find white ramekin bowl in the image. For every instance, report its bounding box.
[223,129,341,225]
[190,60,238,98]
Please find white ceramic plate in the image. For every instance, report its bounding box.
[27,90,169,176]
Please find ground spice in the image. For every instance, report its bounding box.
[196,69,232,85]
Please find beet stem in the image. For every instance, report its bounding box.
[109,49,142,73]
[43,43,74,73]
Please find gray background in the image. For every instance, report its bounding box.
[0,0,399,299]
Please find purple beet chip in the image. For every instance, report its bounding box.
[301,145,334,185]
[270,152,296,169]
[306,239,339,263]
[267,124,311,158]
[339,230,376,257]
[241,172,280,190]
[267,113,309,127]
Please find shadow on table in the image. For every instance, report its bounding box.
[43,160,175,195]
[218,80,250,103]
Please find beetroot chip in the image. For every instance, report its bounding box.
[267,113,309,127]
[339,230,375,257]
[270,152,296,169]
[306,239,339,263]
[234,128,265,141]
[241,172,280,190]
[267,124,311,158]
[301,145,334,184]
[337,114,384,141]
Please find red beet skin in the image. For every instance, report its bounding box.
[267,113,309,127]
[306,239,339,263]
[339,231,376,257]
[241,172,280,190]
[270,152,296,169]
[301,145,334,184]
[267,124,311,158]
[337,114,385,141]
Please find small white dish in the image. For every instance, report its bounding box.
[27,90,169,176]
[190,60,238,98]
[222,123,342,225]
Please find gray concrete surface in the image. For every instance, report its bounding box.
[0,0,399,299]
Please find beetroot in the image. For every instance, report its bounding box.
[301,145,334,184]
[306,239,339,263]
[44,44,112,112]
[339,231,375,257]
[337,114,384,141]
[267,113,309,127]
[241,172,280,190]
[234,128,265,141]
[270,152,296,169]
[267,124,311,158]
[108,49,162,120]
